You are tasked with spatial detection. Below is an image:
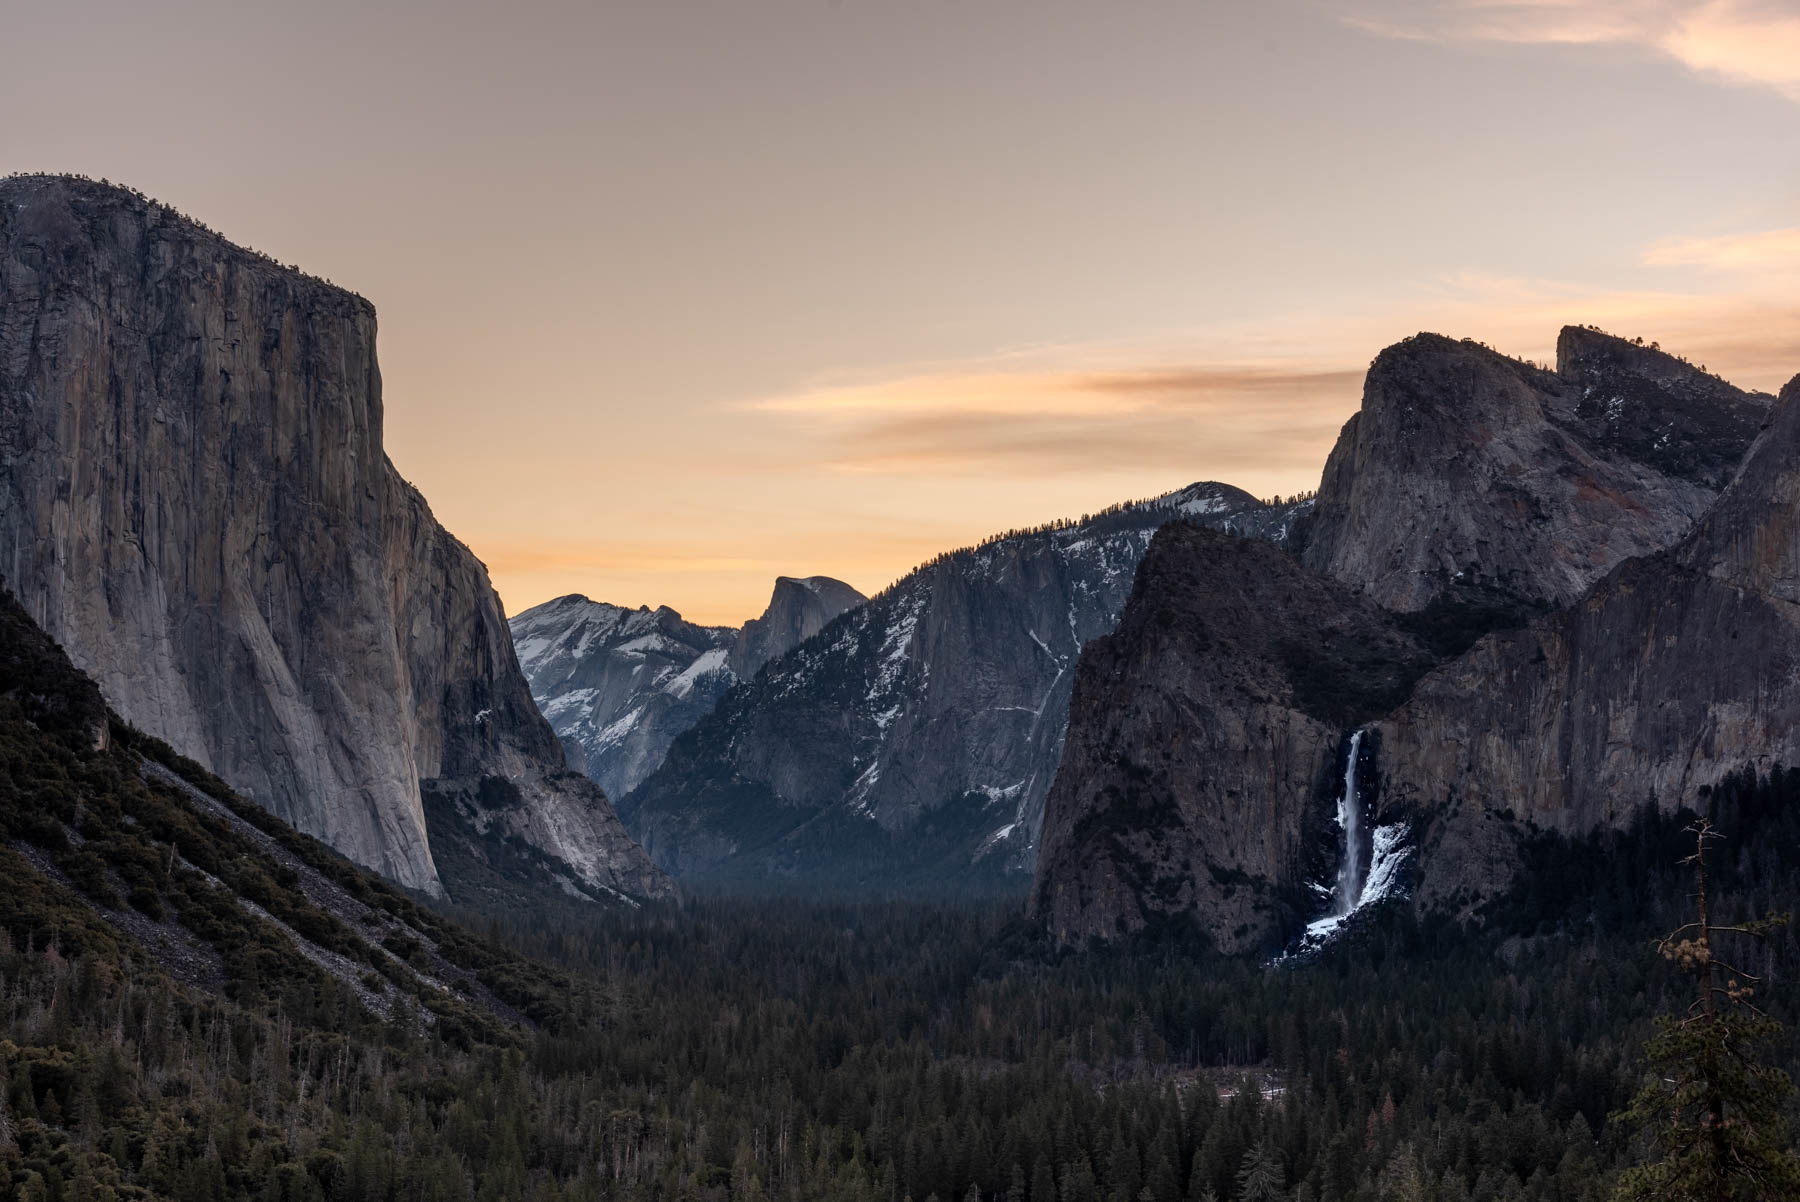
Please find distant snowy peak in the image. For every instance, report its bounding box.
[508,596,738,801]
[510,575,866,806]
[507,593,730,680]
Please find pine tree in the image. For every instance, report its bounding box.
[1612,820,1800,1202]
[1033,1158,1057,1202]
[1375,1143,1426,1202]
[1234,1141,1283,1202]
[734,1138,767,1202]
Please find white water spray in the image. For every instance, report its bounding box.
[1282,729,1411,959]
[1332,730,1365,917]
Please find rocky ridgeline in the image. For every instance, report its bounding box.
[0,175,671,905]
[1298,330,1771,612]
[1374,369,1800,918]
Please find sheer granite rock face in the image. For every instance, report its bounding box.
[1374,374,1800,917]
[1028,525,1430,954]
[1298,329,1771,614]
[729,576,867,680]
[0,175,671,904]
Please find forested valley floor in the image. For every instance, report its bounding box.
[6,780,1799,1202]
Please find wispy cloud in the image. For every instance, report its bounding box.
[1644,226,1800,272]
[1345,1,1800,101]
[742,363,1364,479]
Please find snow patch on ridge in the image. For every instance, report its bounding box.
[663,648,732,700]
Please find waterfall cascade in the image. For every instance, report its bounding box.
[1285,727,1412,956]
[1332,729,1366,917]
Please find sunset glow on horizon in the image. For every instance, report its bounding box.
[9,0,1797,625]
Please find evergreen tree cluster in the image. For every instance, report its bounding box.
[2,864,1797,1201]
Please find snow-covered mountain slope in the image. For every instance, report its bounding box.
[509,600,737,802]
[620,483,1312,894]
[510,577,866,801]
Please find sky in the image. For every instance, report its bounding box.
[5,0,1798,625]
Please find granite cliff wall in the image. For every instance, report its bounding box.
[0,175,670,903]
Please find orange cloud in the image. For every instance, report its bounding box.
[815,409,1353,478]
[742,362,1363,478]
[1644,226,1800,272]
[1346,1,1800,101]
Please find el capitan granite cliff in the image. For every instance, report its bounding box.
[0,175,671,905]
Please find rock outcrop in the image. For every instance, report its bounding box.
[729,576,868,680]
[1373,372,1800,915]
[1029,524,1432,953]
[622,484,1312,892]
[0,174,671,904]
[1299,329,1770,613]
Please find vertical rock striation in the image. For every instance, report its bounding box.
[729,576,869,680]
[0,175,671,903]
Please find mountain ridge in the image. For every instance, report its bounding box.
[1372,367,1800,918]
[622,481,1313,892]
[1296,327,1772,613]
